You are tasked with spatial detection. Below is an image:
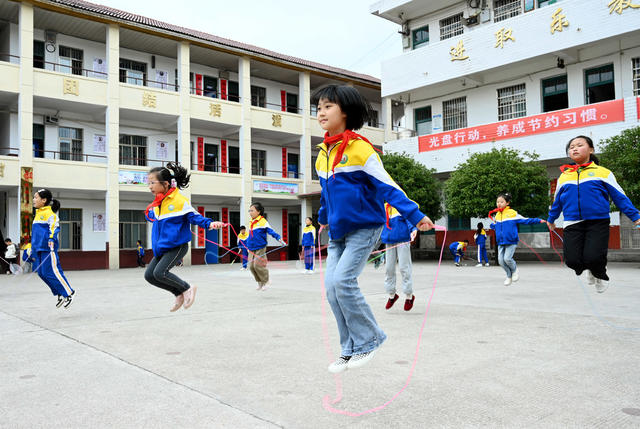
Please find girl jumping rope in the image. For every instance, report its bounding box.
[314,85,434,373]
[547,135,640,293]
[246,202,286,291]
[32,189,74,308]
[490,192,546,286]
[474,222,490,267]
[301,217,316,274]
[144,162,223,311]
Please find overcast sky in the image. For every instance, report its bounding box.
[100,0,402,78]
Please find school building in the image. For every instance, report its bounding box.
[0,0,392,269]
[371,0,640,250]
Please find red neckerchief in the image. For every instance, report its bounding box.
[145,187,177,221]
[559,161,593,173]
[385,204,392,230]
[249,215,263,237]
[323,130,378,175]
[488,206,508,221]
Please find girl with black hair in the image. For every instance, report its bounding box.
[474,222,489,267]
[32,188,75,308]
[246,202,286,290]
[548,135,640,293]
[489,192,546,286]
[301,216,316,273]
[145,162,223,311]
[313,84,434,373]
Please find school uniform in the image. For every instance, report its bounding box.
[474,229,489,264]
[136,244,145,267]
[490,207,543,278]
[32,206,74,298]
[548,162,640,280]
[449,241,467,264]
[246,216,281,285]
[382,203,416,296]
[301,225,316,271]
[237,231,249,269]
[21,243,34,273]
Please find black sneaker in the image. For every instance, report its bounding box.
[55,296,64,308]
[63,291,75,308]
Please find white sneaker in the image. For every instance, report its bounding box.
[346,349,377,369]
[328,356,351,373]
[586,270,596,285]
[504,277,512,286]
[512,269,520,282]
[485,263,490,267]
[475,263,483,267]
[595,278,609,293]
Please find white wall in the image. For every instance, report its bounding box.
[60,198,107,251]
[251,142,300,178]
[34,28,107,78]
[251,77,298,111]
[37,115,107,163]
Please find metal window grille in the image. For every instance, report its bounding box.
[119,134,147,166]
[119,58,147,85]
[633,58,640,96]
[497,83,527,120]
[59,208,82,250]
[58,127,83,161]
[59,45,83,75]
[439,13,463,40]
[443,97,467,131]
[119,210,147,249]
[494,0,522,22]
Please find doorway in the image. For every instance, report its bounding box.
[204,211,220,264]
[288,212,300,260]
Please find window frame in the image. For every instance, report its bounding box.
[439,13,464,41]
[58,45,83,76]
[119,209,147,250]
[251,85,267,107]
[541,74,568,112]
[414,106,432,136]
[584,63,615,104]
[442,97,467,131]
[119,134,148,166]
[251,149,266,176]
[119,58,147,86]
[58,126,83,161]
[632,57,640,97]
[412,25,429,49]
[59,208,82,250]
[497,83,527,121]
[493,0,522,22]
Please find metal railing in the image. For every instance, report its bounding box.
[191,162,242,174]
[37,60,108,79]
[119,157,175,167]
[0,53,20,64]
[120,71,179,91]
[189,86,241,102]
[252,169,303,179]
[34,149,108,163]
[0,147,20,156]
[253,101,302,114]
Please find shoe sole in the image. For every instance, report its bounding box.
[170,298,184,312]
[346,350,377,370]
[183,285,197,309]
[327,364,349,374]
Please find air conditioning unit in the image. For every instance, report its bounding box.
[44,115,59,125]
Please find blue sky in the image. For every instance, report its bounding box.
[101,0,402,78]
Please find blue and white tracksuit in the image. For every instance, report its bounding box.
[32,206,74,298]
[449,241,467,264]
[301,225,316,270]
[237,231,249,268]
[474,229,488,264]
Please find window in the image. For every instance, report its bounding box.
[33,123,44,158]
[538,0,558,7]
[443,97,467,131]
[494,0,521,22]
[203,75,218,98]
[412,26,429,49]
[59,208,82,250]
[497,83,526,121]
[119,210,147,249]
[251,86,266,107]
[632,57,640,96]
[33,40,44,69]
[58,46,83,76]
[119,135,147,166]
[368,110,379,128]
[251,149,266,176]
[311,155,319,180]
[447,215,470,231]
[286,93,299,113]
[585,64,615,104]
[203,143,219,172]
[414,106,432,135]
[228,146,240,174]
[119,59,147,86]
[440,13,463,41]
[228,81,240,102]
[59,127,83,161]
[542,75,568,112]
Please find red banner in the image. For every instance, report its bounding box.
[220,79,227,101]
[637,97,640,120]
[282,209,288,243]
[419,99,625,152]
[281,147,287,178]
[221,208,229,247]
[221,139,227,173]
[197,206,205,247]
[197,137,204,171]
[195,74,203,96]
[281,90,286,112]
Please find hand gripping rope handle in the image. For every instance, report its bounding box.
[318,224,448,416]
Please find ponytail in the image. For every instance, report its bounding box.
[51,199,61,213]
[149,162,191,189]
[36,188,60,212]
[476,222,484,235]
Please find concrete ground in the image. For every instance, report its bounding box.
[1,258,640,428]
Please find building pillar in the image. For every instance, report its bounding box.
[105,23,120,269]
[238,56,252,225]
[382,96,393,143]
[177,41,192,265]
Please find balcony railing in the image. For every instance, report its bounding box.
[252,168,303,179]
[38,60,108,79]
[191,162,242,174]
[189,86,241,102]
[0,147,20,156]
[253,101,302,114]
[120,71,179,91]
[34,150,108,163]
[0,53,20,64]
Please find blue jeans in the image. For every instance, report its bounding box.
[498,244,518,278]
[325,226,387,356]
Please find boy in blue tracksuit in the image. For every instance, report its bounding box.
[237,226,249,270]
[21,242,34,273]
[32,189,75,308]
[449,240,468,266]
[382,203,418,311]
[490,192,546,286]
[301,217,316,273]
[247,202,286,290]
[136,240,145,267]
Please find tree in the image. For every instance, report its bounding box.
[598,126,640,207]
[444,148,549,219]
[380,152,444,220]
